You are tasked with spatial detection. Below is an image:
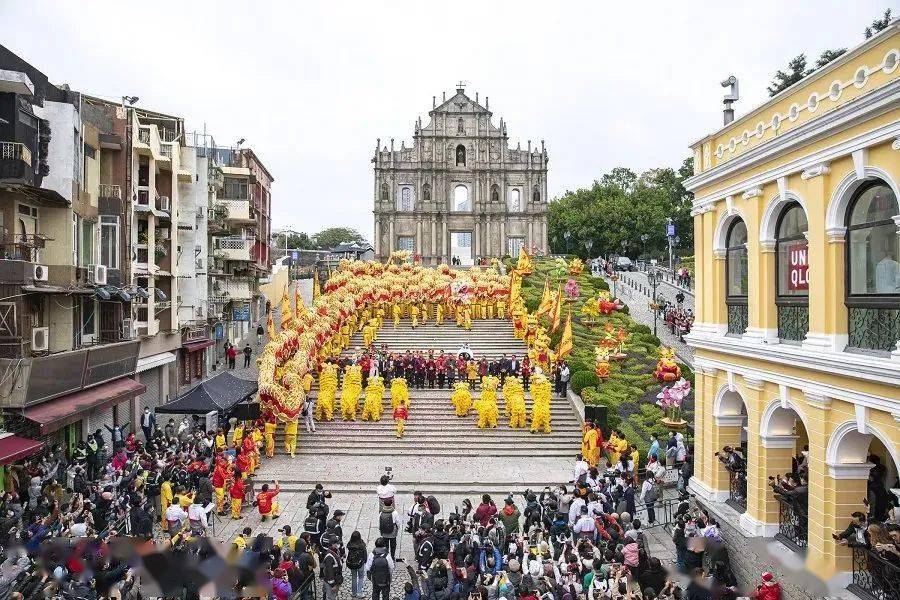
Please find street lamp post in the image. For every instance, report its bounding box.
[585,238,593,260]
[647,269,661,337]
[563,231,571,254]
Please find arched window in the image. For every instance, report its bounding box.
[491,184,499,203]
[457,118,465,134]
[456,144,466,166]
[533,185,540,203]
[398,187,413,212]
[846,181,900,351]
[380,182,389,201]
[775,203,809,342]
[453,185,470,211]
[725,219,749,335]
[422,184,431,202]
[509,189,521,212]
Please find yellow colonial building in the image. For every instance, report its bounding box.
[684,22,900,594]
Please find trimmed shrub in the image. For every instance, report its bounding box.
[570,371,599,395]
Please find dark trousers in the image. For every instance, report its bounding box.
[372,585,389,600]
[141,426,152,442]
[244,355,251,367]
[386,536,397,559]
[438,374,445,388]
[645,502,656,524]
[428,376,435,388]
[229,357,236,369]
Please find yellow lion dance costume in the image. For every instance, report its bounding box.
[316,363,338,421]
[340,364,363,420]
[530,373,552,433]
[390,377,409,410]
[476,376,499,429]
[361,375,385,421]
[503,377,527,428]
[451,381,473,417]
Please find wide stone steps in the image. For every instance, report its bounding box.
[282,320,580,459]
[272,480,552,495]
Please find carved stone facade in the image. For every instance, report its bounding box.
[372,86,549,265]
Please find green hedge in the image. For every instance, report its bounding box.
[570,371,599,395]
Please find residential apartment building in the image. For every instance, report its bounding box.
[0,45,274,466]
[208,146,273,343]
[0,47,144,460]
[684,23,900,596]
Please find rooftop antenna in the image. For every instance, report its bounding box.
[721,76,739,125]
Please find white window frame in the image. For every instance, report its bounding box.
[100,215,119,269]
[397,236,414,252]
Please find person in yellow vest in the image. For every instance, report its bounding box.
[487,301,495,320]
[420,302,428,325]
[276,524,299,552]
[435,303,444,326]
[214,428,227,453]
[410,303,420,328]
[479,300,488,320]
[232,526,252,551]
[231,421,244,448]
[160,477,174,532]
[455,304,464,327]
[175,487,194,511]
[251,427,263,470]
[463,306,473,331]
[466,360,478,387]
[302,372,313,395]
[497,298,506,320]
[376,305,385,329]
[392,303,401,328]
[284,418,298,457]
[363,322,375,348]
[264,419,277,458]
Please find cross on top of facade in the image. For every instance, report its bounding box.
[456,80,467,91]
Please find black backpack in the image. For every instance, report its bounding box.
[420,511,435,531]
[370,555,391,587]
[426,495,441,515]
[346,545,365,570]
[379,511,395,536]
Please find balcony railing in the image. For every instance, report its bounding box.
[850,546,900,600]
[216,198,251,221]
[98,184,121,199]
[777,304,809,342]
[726,468,747,513]
[726,302,748,335]
[774,495,808,553]
[138,127,151,144]
[0,142,32,166]
[848,307,900,353]
[0,234,46,262]
[159,144,173,159]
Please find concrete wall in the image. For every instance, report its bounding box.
[34,100,79,203]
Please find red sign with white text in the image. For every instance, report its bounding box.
[788,242,809,291]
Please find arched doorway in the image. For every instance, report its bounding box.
[712,385,749,511]
[760,400,811,553]
[826,421,900,597]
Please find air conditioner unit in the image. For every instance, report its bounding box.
[89,264,107,285]
[31,327,49,352]
[121,318,134,340]
[158,196,171,212]
[32,264,48,282]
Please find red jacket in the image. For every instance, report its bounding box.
[229,478,245,500]
[256,485,280,514]
[474,502,497,526]
[394,406,408,420]
[755,583,782,600]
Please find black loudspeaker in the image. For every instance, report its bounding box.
[584,405,609,434]
[231,401,261,421]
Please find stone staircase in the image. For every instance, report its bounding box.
[274,319,582,459]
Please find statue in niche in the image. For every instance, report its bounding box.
[457,117,465,134]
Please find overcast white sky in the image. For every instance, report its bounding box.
[2,1,895,240]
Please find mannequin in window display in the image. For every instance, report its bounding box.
[874,238,900,293]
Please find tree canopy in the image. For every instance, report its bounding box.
[311,227,367,249]
[865,9,892,38]
[548,158,694,261]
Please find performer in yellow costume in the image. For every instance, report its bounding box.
[530,374,552,433]
[231,422,244,448]
[451,381,472,416]
[283,418,298,457]
[361,375,385,421]
[410,303,420,328]
[497,298,506,320]
[455,304,464,327]
[264,419,277,458]
[316,363,337,421]
[363,321,375,348]
[435,303,444,326]
[392,303,401,328]
[476,376,499,429]
[340,364,363,420]
[463,306,472,330]
[607,430,628,466]
[582,422,602,468]
[504,377,527,428]
[420,302,428,325]
[390,377,409,410]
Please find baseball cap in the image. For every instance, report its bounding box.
[334,509,345,517]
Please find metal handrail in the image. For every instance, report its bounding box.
[774,494,808,552]
[850,545,900,600]
[726,468,747,513]
[0,141,32,165]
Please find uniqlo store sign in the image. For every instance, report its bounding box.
[788,243,809,291]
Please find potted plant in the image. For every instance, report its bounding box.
[657,377,690,431]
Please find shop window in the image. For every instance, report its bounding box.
[845,181,900,352]
[775,203,809,342]
[725,219,749,335]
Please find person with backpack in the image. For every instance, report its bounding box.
[378,498,401,560]
[320,533,344,600]
[416,525,435,572]
[640,474,661,525]
[431,521,451,560]
[365,537,394,600]
[346,531,368,598]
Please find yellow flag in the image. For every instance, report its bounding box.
[535,280,553,318]
[280,287,292,330]
[550,285,563,332]
[294,284,305,320]
[557,311,573,359]
[509,272,521,306]
[266,311,275,338]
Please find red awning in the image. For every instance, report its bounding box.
[23,378,147,435]
[183,339,215,352]
[0,435,43,465]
